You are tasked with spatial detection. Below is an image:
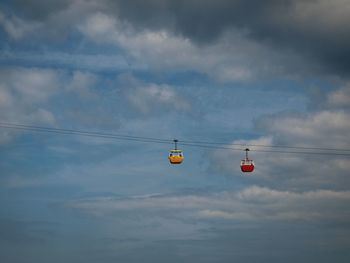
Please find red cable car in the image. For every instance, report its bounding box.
[240,148,254,173]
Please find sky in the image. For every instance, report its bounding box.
[1,0,350,262]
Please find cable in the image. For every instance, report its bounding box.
[0,122,172,144]
[1,122,350,157]
[180,139,350,152]
[180,142,350,156]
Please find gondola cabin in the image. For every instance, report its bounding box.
[169,139,184,164]
[169,149,184,164]
[240,148,254,173]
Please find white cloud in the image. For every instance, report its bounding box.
[0,68,60,117]
[66,71,98,99]
[66,186,350,223]
[209,103,350,189]
[5,68,61,102]
[127,83,190,114]
[0,68,61,142]
[77,12,120,43]
[0,68,109,144]
[119,74,191,115]
[258,110,350,149]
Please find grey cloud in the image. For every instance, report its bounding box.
[3,1,347,78]
[1,0,349,76]
[0,11,41,40]
[109,0,350,75]
[1,0,105,40]
[8,0,71,20]
[78,12,314,80]
[107,0,268,42]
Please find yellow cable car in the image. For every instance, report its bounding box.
[169,139,184,164]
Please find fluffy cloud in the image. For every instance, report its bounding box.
[211,125,350,191]
[2,1,349,77]
[0,68,62,142]
[0,68,60,121]
[210,82,350,190]
[78,12,315,81]
[2,68,61,102]
[257,111,350,148]
[127,83,190,114]
[66,71,98,99]
[0,68,118,143]
[118,74,191,115]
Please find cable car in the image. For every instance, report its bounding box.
[168,139,184,164]
[240,148,254,172]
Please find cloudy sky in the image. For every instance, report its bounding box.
[1,0,350,262]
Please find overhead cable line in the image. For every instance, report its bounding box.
[179,142,350,156]
[0,122,171,144]
[1,122,350,157]
[180,139,350,152]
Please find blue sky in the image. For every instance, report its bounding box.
[1,1,350,262]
